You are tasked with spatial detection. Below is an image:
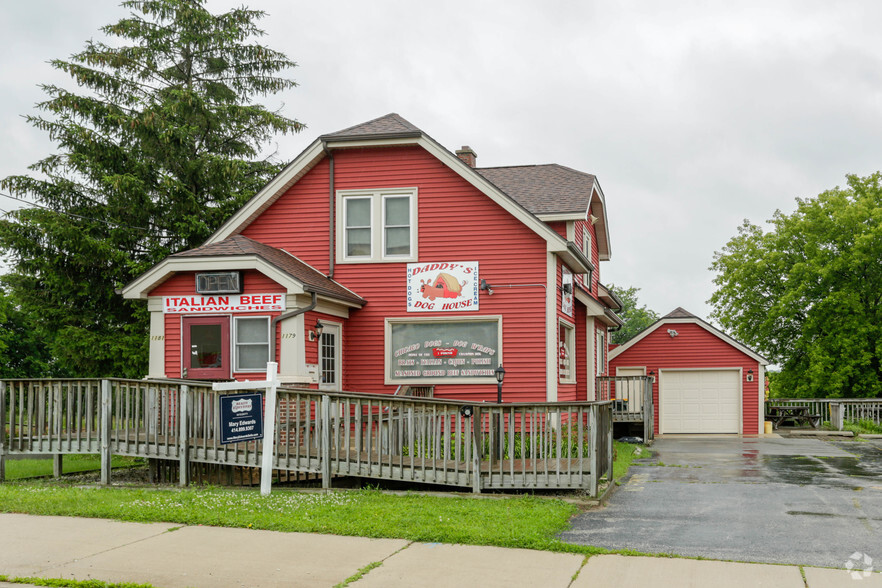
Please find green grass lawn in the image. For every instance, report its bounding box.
[0,442,647,554]
[3,455,144,480]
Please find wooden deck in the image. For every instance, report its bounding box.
[1,379,613,495]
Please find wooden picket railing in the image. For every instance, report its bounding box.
[0,379,614,495]
[596,375,654,442]
[766,398,882,428]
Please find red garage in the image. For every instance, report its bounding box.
[609,308,768,435]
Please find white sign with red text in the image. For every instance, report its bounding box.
[406,261,479,312]
[163,293,285,314]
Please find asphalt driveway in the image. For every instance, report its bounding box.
[562,436,882,568]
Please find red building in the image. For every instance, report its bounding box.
[609,308,768,435]
[123,114,622,402]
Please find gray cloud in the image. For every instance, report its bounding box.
[3,0,881,322]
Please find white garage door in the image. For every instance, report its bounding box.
[660,370,740,434]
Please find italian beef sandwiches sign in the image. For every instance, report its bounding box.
[406,261,479,312]
[163,293,285,314]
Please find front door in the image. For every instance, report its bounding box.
[182,316,230,379]
[319,323,341,390]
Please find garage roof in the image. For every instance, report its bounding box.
[609,307,769,364]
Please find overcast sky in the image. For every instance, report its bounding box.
[2,1,881,323]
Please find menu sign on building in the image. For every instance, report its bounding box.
[388,319,499,382]
[406,262,479,312]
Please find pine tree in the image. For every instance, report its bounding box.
[0,0,302,377]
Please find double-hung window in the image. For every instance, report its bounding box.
[559,320,576,383]
[234,316,270,372]
[338,188,417,262]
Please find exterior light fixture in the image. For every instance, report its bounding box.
[667,329,679,338]
[495,365,506,403]
[480,279,494,296]
[747,369,754,382]
[309,320,325,342]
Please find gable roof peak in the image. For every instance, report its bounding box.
[663,307,698,319]
[322,113,422,140]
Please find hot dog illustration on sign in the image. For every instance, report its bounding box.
[406,261,480,312]
[420,273,467,301]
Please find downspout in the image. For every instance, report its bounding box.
[270,290,318,368]
[324,143,335,278]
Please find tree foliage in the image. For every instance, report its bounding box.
[710,173,882,398]
[608,284,659,345]
[0,0,302,377]
[0,289,63,378]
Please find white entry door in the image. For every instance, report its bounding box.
[660,370,740,434]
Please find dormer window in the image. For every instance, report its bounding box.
[337,188,418,263]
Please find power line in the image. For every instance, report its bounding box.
[0,192,150,232]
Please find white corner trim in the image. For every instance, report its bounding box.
[546,253,558,401]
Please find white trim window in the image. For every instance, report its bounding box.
[559,319,576,383]
[596,329,606,376]
[338,188,418,262]
[234,316,270,372]
[583,225,592,259]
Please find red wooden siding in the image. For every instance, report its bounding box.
[149,270,285,380]
[242,146,549,401]
[575,301,588,401]
[609,322,761,434]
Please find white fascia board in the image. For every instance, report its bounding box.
[207,140,327,244]
[537,212,585,222]
[122,255,306,299]
[574,286,607,317]
[204,132,571,258]
[591,180,612,262]
[324,137,421,149]
[608,317,769,364]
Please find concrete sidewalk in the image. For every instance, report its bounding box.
[1,514,879,587]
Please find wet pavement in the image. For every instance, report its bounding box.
[562,436,882,567]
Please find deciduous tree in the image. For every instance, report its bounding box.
[709,173,882,398]
[608,284,659,345]
[0,0,302,377]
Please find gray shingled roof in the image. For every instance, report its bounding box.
[475,164,597,216]
[322,113,421,139]
[663,307,698,319]
[324,114,598,216]
[172,236,365,305]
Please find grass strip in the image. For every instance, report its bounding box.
[4,456,143,480]
[0,483,605,553]
[0,442,647,555]
[0,574,154,588]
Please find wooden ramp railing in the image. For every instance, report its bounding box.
[1,379,613,496]
[596,376,654,442]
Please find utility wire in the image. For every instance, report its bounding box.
[0,192,150,232]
